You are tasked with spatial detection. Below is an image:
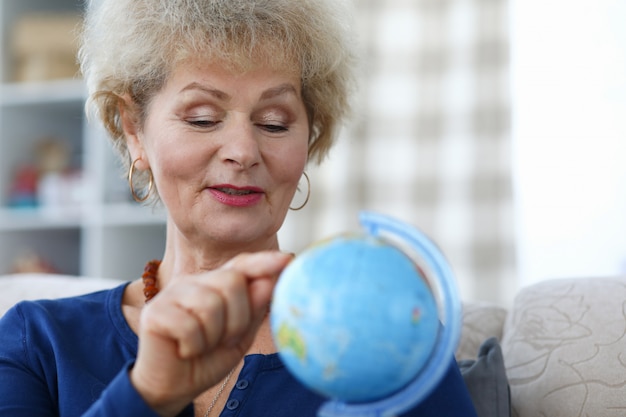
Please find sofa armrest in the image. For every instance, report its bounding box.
[0,273,122,317]
[502,276,626,417]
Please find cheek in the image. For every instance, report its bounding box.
[278,155,309,207]
[151,149,206,199]
[142,130,203,193]
[275,143,308,184]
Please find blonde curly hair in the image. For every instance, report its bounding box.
[78,0,357,195]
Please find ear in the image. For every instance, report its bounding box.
[119,95,149,170]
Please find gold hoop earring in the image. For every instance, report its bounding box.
[290,171,310,211]
[128,158,153,203]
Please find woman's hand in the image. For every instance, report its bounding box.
[129,251,292,417]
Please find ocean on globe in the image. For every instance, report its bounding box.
[270,234,440,403]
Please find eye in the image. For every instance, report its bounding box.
[186,118,219,128]
[259,124,288,133]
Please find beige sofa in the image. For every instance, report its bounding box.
[456,276,626,417]
[2,273,626,417]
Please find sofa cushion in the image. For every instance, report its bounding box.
[459,337,511,417]
[501,276,626,417]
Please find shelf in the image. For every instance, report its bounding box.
[0,78,85,106]
[0,203,166,231]
[0,207,81,230]
[0,0,167,279]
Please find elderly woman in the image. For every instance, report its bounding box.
[0,1,477,416]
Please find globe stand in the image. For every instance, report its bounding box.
[315,211,462,417]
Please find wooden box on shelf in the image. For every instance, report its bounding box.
[11,13,82,82]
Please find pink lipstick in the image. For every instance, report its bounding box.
[208,184,264,207]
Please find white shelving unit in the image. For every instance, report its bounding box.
[0,0,166,279]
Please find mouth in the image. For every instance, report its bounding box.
[208,185,265,207]
[211,184,264,193]
[212,187,259,196]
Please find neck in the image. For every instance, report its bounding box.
[156,222,281,290]
[249,319,277,354]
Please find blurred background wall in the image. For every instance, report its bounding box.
[281,0,515,305]
[512,0,626,291]
[281,0,626,307]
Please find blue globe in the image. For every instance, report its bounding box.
[270,233,440,403]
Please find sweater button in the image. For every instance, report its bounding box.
[236,379,249,390]
[226,399,240,410]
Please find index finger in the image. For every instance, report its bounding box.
[222,251,293,279]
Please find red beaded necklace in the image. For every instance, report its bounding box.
[142,259,161,303]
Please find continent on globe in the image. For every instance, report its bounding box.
[276,322,307,361]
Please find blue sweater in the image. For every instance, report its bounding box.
[0,283,477,416]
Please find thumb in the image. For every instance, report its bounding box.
[223,251,292,314]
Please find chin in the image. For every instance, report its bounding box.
[205,223,277,247]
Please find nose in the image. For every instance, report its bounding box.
[219,119,262,170]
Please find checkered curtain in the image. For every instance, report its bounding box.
[280,0,516,306]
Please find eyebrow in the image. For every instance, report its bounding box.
[259,83,300,100]
[180,82,230,101]
[179,82,299,101]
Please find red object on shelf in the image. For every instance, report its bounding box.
[7,165,39,207]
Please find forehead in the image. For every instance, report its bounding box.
[165,55,302,94]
